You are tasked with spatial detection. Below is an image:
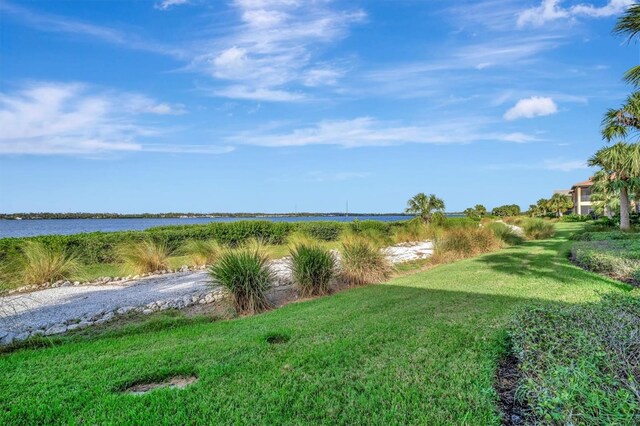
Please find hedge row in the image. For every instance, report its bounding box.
[0,220,404,264]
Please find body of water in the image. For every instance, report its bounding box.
[0,215,418,238]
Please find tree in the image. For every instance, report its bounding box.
[588,142,640,230]
[491,204,521,217]
[405,193,445,224]
[463,204,487,219]
[591,170,618,218]
[614,3,640,86]
[474,204,487,217]
[547,193,574,217]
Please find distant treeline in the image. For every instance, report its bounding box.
[0,212,416,220]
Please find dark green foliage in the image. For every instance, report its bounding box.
[491,204,521,217]
[209,248,274,314]
[510,293,640,424]
[349,220,392,236]
[289,244,336,296]
[571,230,640,241]
[0,221,357,265]
[560,214,592,222]
[572,240,640,282]
[440,217,479,229]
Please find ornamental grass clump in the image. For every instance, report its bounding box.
[340,237,392,286]
[117,240,171,274]
[392,219,434,244]
[289,244,336,296]
[485,221,523,245]
[209,248,273,314]
[18,241,79,285]
[434,228,500,262]
[522,219,556,240]
[180,239,220,267]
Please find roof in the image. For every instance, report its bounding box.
[571,178,594,188]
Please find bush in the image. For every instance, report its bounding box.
[117,240,171,274]
[571,231,640,241]
[297,222,343,241]
[440,217,480,229]
[509,293,640,424]
[17,241,79,285]
[180,240,220,267]
[434,227,500,261]
[289,244,336,296]
[485,222,523,245]
[560,214,591,222]
[522,219,556,240]
[209,247,273,314]
[340,238,392,286]
[571,240,640,282]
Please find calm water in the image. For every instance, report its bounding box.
[0,215,414,238]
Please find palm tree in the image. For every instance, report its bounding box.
[474,204,487,217]
[588,142,640,230]
[615,3,640,86]
[591,170,618,218]
[602,92,640,141]
[405,193,445,224]
[547,193,574,217]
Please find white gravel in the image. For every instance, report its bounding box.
[0,241,433,340]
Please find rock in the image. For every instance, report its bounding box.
[116,306,135,315]
[133,275,140,280]
[142,309,153,315]
[66,323,80,331]
[30,329,45,337]
[15,332,30,341]
[61,281,72,287]
[101,312,115,322]
[44,324,67,336]
[76,321,90,329]
[1,332,16,345]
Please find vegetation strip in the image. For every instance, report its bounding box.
[0,223,631,424]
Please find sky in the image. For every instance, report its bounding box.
[0,0,638,214]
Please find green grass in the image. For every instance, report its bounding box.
[0,224,631,424]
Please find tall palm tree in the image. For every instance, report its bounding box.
[405,193,445,224]
[547,193,574,217]
[615,3,640,85]
[588,142,640,230]
[591,170,619,218]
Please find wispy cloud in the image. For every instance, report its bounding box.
[485,158,589,172]
[517,0,633,27]
[154,0,190,11]
[0,82,230,156]
[226,117,539,148]
[0,1,186,58]
[504,96,558,120]
[190,0,365,101]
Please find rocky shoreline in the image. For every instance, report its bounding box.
[0,241,434,346]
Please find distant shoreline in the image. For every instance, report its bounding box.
[0,212,462,221]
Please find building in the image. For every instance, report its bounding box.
[569,178,594,215]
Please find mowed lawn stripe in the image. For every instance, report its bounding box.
[0,224,629,425]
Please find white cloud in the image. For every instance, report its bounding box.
[155,0,190,10]
[226,117,539,148]
[191,0,365,101]
[213,85,305,102]
[504,96,558,120]
[0,82,226,156]
[517,0,633,27]
[543,159,588,171]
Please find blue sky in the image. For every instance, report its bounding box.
[0,0,637,213]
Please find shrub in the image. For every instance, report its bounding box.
[340,238,392,286]
[209,248,273,314]
[297,222,343,241]
[117,240,171,274]
[571,240,640,282]
[560,214,591,222]
[18,241,79,285]
[289,244,336,296]
[509,293,640,424]
[434,227,500,261]
[180,239,220,267]
[485,222,523,245]
[440,217,479,229]
[522,219,556,240]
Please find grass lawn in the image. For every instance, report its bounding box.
[0,224,631,424]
